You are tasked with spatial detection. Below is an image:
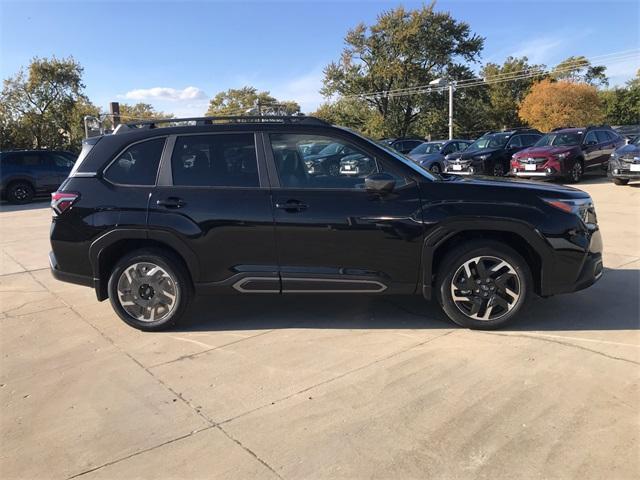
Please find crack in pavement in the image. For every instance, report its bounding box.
[66,426,216,479]
[477,331,640,365]
[215,424,283,479]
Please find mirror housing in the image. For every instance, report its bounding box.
[365,173,396,194]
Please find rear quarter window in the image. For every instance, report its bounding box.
[104,138,165,185]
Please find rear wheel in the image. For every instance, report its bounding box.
[108,248,192,331]
[613,178,629,186]
[6,181,34,204]
[436,241,532,329]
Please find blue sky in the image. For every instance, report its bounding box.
[1,0,638,116]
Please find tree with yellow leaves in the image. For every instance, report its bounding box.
[519,79,604,132]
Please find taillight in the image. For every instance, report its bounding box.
[51,192,79,215]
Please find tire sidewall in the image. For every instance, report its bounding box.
[107,249,191,331]
[567,160,583,183]
[437,242,532,330]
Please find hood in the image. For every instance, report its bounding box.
[615,143,640,155]
[439,173,589,199]
[448,148,500,161]
[514,145,577,158]
[410,152,442,163]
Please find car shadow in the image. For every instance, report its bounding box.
[175,267,639,332]
[0,199,50,212]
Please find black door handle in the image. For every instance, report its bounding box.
[275,200,308,212]
[156,197,186,208]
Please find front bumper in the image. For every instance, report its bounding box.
[608,166,640,180]
[572,251,604,292]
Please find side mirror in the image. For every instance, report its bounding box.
[365,172,396,194]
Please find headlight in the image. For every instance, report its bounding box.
[476,154,490,161]
[541,197,593,223]
[554,152,571,160]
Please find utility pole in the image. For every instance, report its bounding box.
[109,102,121,127]
[448,83,454,140]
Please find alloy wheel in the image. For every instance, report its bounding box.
[13,186,29,201]
[450,255,521,321]
[493,163,504,177]
[430,164,441,174]
[116,262,178,322]
[571,162,582,182]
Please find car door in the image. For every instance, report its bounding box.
[265,131,424,294]
[582,131,601,168]
[148,132,278,291]
[596,131,616,165]
[28,153,58,191]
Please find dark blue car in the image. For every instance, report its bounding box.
[0,150,76,204]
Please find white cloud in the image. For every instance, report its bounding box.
[122,86,207,102]
[510,36,565,64]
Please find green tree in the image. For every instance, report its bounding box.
[206,86,300,116]
[313,98,384,137]
[600,70,640,125]
[552,56,608,87]
[1,56,88,150]
[321,3,483,137]
[118,103,173,122]
[481,56,545,130]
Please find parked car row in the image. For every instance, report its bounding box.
[387,125,634,186]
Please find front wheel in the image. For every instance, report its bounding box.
[108,248,192,331]
[436,241,532,329]
[567,160,583,183]
[430,163,442,174]
[492,162,505,177]
[613,178,629,186]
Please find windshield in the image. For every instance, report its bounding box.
[410,142,443,155]
[632,136,640,145]
[318,143,341,155]
[468,133,510,151]
[535,132,581,147]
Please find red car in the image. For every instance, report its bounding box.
[510,126,625,183]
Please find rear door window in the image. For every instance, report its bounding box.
[104,138,165,185]
[171,133,259,187]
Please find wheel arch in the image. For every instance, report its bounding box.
[421,220,550,299]
[89,229,199,301]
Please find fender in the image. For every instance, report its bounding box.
[89,228,201,299]
[420,216,553,299]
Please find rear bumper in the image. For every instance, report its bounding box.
[49,251,95,289]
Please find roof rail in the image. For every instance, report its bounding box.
[113,115,330,134]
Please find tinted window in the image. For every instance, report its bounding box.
[595,131,610,143]
[404,140,422,150]
[270,133,378,189]
[584,131,598,144]
[523,135,540,147]
[457,141,471,151]
[172,133,258,187]
[508,136,523,148]
[14,153,42,166]
[50,153,75,168]
[104,138,165,185]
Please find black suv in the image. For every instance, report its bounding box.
[379,138,425,154]
[444,129,542,177]
[50,116,602,331]
[1,150,76,203]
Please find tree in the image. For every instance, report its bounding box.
[118,103,173,122]
[600,70,640,126]
[1,56,88,150]
[206,86,300,116]
[321,3,483,137]
[313,98,384,137]
[552,56,608,87]
[481,56,545,130]
[518,79,604,132]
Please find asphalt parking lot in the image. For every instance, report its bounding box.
[1,173,638,480]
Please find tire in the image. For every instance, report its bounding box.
[107,248,193,331]
[327,163,340,176]
[567,160,583,183]
[613,178,629,186]
[430,163,442,174]
[492,162,505,177]
[6,181,34,204]
[436,240,532,330]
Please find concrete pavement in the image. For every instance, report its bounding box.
[1,175,638,479]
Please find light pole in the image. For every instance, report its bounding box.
[429,78,455,140]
